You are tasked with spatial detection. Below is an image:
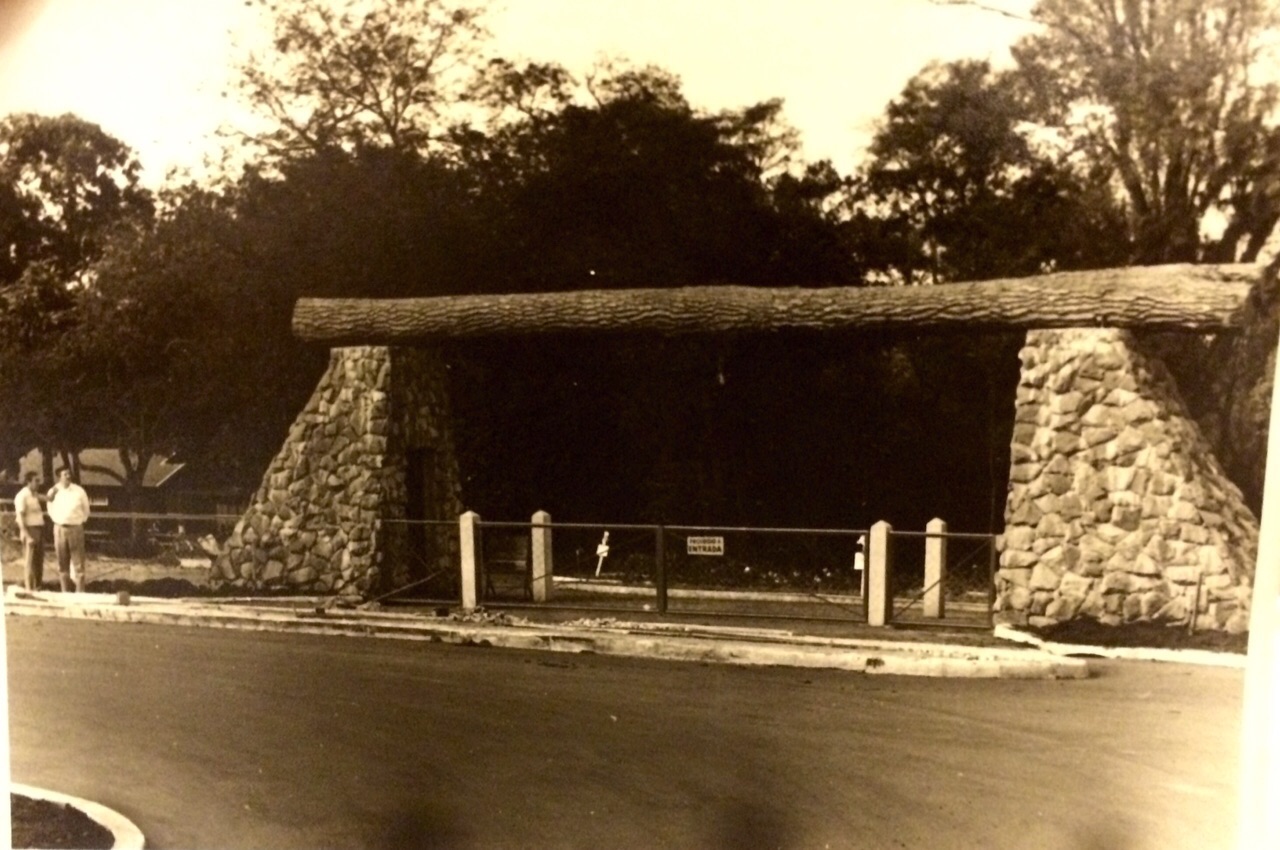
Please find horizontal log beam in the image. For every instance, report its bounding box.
[292,264,1261,344]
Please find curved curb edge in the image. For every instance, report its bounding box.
[10,782,146,850]
[993,624,1247,668]
[5,595,1088,679]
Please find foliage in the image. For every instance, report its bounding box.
[0,112,153,285]
[234,0,489,160]
[457,63,861,292]
[0,261,79,475]
[449,328,1023,535]
[84,185,323,487]
[0,115,154,476]
[233,147,495,297]
[1014,0,1280,263]
[1,175,322,490]
[857,59,1130,282]
[63,197,248,483]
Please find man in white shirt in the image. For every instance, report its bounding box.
[46,467,91,592]
[13,471,45,590]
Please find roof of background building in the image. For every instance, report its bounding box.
[15,449,185,488]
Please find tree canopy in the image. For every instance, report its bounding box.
[857,59,1130,282]
[0,112,153,285]
[1013,0,1280,263]
[234,0,489,160]
[0,114,155,477]
[458,63,860,292]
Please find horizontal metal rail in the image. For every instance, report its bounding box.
[476,519,868,536]
[476,520,657,531]
[1,510,244,522]
[888,530,995,540]
[380,518,459,527]
[665,525,868,536]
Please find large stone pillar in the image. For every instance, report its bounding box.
[998,329,1259,632]
[212,346,462,597]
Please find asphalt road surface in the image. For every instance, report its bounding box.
[6,617,1243,850]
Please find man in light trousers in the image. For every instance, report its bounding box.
[46,467,90,592]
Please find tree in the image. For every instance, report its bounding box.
[232,146,495,298]
[233,0,489,160]
[49,186,323,499]
[0,259,78,479]
[0,112,153,285]
[858,60,1129,283]
[1207,125,1280,262]
[0,114,154,477]
[469,58,576,127]
[458,64,861,292]
[1013,0,1280,263]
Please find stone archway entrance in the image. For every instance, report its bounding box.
[212,263,1265,631]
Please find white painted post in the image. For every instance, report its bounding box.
[924,518,947,619]
[458,511,480,611]
[1238,347,1280,850]
[867,521,893,627]
[531,510,553,602]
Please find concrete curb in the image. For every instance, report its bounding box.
[10,782,145,850]
[551,578,993,612]
[3,590,1087,679]
[993,624,1247,669]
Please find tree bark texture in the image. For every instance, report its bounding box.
[293,264,1261,344]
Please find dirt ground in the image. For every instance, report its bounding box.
[9,794,113,850]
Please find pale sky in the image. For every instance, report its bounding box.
[0,0,1036,186]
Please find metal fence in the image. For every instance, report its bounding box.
[467,518,870,625]
[660,524,866,623]
[2,505,996,630]
[379,518,461,604]
[479,519,660,615]
[886,528,996,628]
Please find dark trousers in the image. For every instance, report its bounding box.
[23,530,44,590]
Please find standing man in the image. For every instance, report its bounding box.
[46,467,90,592]
[13,471,45,591]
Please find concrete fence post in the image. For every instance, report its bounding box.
[924,518,947,619]
[531,510,553,602]
[459,511,480,611]
[868,520,893,627]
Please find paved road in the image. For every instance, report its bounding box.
[6,617,1242,850]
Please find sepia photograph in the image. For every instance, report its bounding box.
[1,0,1277,847]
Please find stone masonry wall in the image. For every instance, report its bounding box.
[212,346,461,597]
[998,328,1259,633]
[378,346,463,591]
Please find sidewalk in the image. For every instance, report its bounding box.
[3,586,1088,679]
